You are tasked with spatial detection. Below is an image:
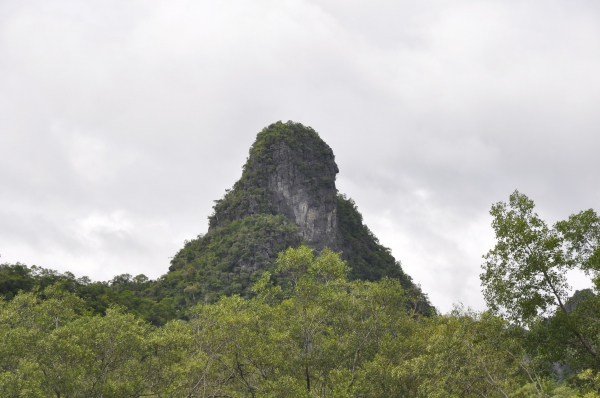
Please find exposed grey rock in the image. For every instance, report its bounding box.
[266,141,340,251]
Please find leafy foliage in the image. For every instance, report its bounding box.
[0,263,173,324]
[154,214,303,311]
[482,190,600,385]
[2,247,568,397]
[481,190,570,324]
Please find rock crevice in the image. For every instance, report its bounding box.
[266,141,340,251]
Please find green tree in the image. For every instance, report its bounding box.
[401,308,526,398]
[556,209,600,288]
[481,190,599,373]
[253,245,420,397]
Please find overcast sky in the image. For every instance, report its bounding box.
[1,0,599,312]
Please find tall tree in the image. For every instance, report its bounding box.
[481,190,599,368]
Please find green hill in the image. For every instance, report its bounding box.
[154,121,433,316]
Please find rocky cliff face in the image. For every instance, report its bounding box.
[209,121,341,252]
[266,140,339,251]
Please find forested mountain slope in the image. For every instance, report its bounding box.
[159,121,433,315]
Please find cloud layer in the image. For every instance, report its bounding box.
[2,0,599,311]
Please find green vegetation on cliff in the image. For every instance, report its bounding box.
[157,214,303,308]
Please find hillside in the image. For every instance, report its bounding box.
[159,121,433,315]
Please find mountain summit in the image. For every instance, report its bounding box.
[164,121,432,313]
[209,121,340,251]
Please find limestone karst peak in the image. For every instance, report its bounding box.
[209,121,340,251]
[167,121,433,314]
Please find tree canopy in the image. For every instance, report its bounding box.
[482,190,600,387]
